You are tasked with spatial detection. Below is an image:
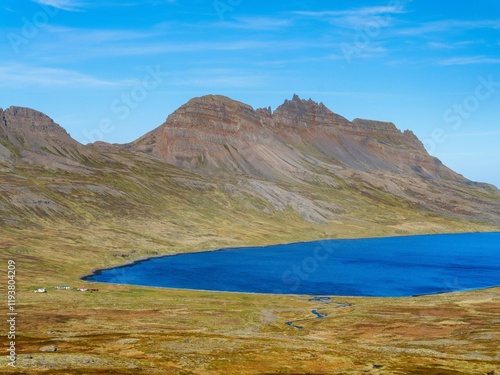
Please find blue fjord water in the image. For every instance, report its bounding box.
[83,233,500,297]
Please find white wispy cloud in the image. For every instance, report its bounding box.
[329,44,387,60]
[0,64,130,88]
[293,5,408,18]
[103,40,286,56]
[218,17,292,31]
[27,27,337,62]
[438,56,500,66]
[292,4,409,31]
[32,0,84,11]
[398,19,500,36]
[44,25,159,44]
[252,56,332,67]
[171,69,266,88]
[427,40,481,49]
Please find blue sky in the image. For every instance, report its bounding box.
[1,0,499,186]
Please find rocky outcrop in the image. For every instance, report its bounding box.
[273,94,351,129]
[130,94,463,182]
[132,95,284,178]
[0,106,89,169]
[2,106,77,151]
[122,94,493,223]
[350,119,425,153]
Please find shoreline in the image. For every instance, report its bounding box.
[80,231,500,299]
[79,276,500,299]
[80,230,499,278]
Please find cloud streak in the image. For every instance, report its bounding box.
[398,19,500,36]
[32,0,84,11]
[293,5,408,18]
[427,40,481,49]
[438,56,500,66]
[218,17,292,31]
[292,4,409,32]
[0,64,130,88]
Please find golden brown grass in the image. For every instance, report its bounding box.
[1,222,499,374]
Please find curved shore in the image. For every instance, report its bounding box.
[80,232,500,298]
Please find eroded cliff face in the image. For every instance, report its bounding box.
[0,106,89,169]
[120,94,500,224]
[132,94,464,182]
[132,95,293,180]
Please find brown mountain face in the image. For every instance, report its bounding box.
[126,94,500,225]
[1,96,499,228]
[0,106,90,171]
[131,94,464,182]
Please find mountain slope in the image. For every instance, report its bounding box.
[131,95,463,181]
[128,94,499,224]
[0,106,90,171]
[0,96,499,230]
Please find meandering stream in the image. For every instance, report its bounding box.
[284,297,353,329]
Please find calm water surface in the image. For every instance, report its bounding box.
[83,233,500,297]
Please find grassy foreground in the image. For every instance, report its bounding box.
[1,222,499,375]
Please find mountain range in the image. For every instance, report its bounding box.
[1,94,499,232]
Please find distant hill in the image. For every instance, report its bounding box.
[0,106,92,172]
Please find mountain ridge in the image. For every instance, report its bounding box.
[129,94,465,182]
[1,95,499,229]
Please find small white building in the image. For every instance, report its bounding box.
[34,288,47,293]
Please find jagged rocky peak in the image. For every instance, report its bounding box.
[129,94,455,179]
[273,94,351,128]
[275,94,330,117]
